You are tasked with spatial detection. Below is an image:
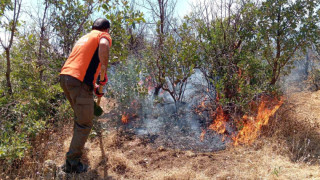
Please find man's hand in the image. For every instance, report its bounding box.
[94,85,104,97]
[97,73,108,86]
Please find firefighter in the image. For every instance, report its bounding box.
[59,18,112,173]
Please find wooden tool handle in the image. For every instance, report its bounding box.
[97,66,106,106]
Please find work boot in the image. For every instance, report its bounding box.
[61,160,88,174]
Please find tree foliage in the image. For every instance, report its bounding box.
[0,0,22,95]
[190,0,320,114]
[192,1,267,112]
[145,17,199,102]
[258,0,320,85]
[0,0,320,164]
[50,0,96,57]
[0,0,11,17]
[1,33,71,160]
[99,0,145,63]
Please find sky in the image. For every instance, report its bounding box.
[0,0,200,51]
[175,0,198,17]
[136,0,199,19]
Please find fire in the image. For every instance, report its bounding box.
[121,113,129,124]
[233,96,284,146]
[208,106,227,134]
[121,112,138,124]
[206,96,284,146]
[200,105,227,141]
[201,101,205,108]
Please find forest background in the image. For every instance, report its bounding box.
[1,0,320,171]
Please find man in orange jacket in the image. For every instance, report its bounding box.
[60,18,112,173]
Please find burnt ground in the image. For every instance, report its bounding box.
[2,92,320,179]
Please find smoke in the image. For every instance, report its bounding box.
[132,69,228,151]
[280,50,319,94]
[102,51,310,151]
[102,69,228,152]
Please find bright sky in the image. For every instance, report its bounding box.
[175,0,198,17]
[134,0,200,20]
[0,0,199,51]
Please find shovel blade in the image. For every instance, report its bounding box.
[94,101,103,117]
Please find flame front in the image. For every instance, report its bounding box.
[206,96,284,145]
[121,113,129,124]
[208,106,227,134]
[233,96,284,146]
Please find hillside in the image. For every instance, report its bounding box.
[1,0,320,179]
[2,91,320,180]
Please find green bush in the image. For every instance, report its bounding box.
[0,34,72,162]
[0,83,71,162]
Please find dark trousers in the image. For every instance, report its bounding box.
[60,75,94,165]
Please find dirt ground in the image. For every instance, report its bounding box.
[2,92,320,180]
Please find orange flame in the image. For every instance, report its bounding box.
[208,106,227,134]
[206,96,284,145]
[201,101,205,108]
[233,96,284,146]
[121,113,129,124]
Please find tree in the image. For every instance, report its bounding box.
[99,0,145,63]
[140,0,177,95]
[0,0,22,95]
[0,0,11,16]
[145,17,199,103]
[258,0,320,85]
[26,0,52,80]
[36,0,50,80]
[0,0,72,162]
[192,0,267,112]
[126,0,147,54]
[50,0,97,58]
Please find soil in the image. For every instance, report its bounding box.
[2,93,320,179]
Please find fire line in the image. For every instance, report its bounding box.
[202,96,284,146]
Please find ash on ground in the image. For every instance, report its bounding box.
[101,69,229,152]
[133,101,229,152]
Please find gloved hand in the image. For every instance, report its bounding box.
[97,73,108,86]
[94,85,104,97]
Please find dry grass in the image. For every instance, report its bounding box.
[2,94,320,179]
[269,91,320,163]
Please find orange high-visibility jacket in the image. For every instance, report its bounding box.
[60,30,112,87]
